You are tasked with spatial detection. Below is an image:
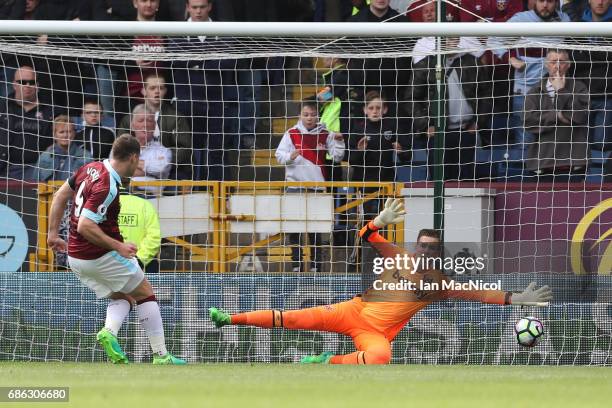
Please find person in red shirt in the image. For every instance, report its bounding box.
[459,0,524,22]
[47,134,185,365]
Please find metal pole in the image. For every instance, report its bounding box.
[433,0,446,241]
[0,20,611,37]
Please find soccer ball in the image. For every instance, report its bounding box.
[514,316,544,347]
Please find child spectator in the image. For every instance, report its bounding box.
[275,100,345,272]
[36,115,92,182]
[74,98,116,161]
[348,90,410,216]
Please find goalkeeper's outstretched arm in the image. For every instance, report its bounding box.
[360,199,553,307]
[443,280,553,306]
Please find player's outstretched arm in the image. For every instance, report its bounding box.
[443,280,552,306]
[47,181,73,252]
[510,282,553,306]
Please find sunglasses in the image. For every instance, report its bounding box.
[16,79,36,86]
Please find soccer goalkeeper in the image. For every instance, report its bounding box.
[209,199,552,364]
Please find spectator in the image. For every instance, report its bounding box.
[459,0,523,22]
[0,0,25,98]
[119,179,162,273]
[128,104,173,195]
[118,72,192,178]
[406,0,461,22]
[18,1,84,111]
[77,1,122,122]
[487,0,570,161]
[562,0,589,20]
[459,0,523,141]
[170,0,237,180]
[124,0,167,111]
[410,37,492,181]
[318,56,356,182]
[348,90,410,215]
[0,65,55,179]
[275,100,345,272]
[0,0,24,98]
[100,0,174,21]
[347,0,410,117]
[318,57,354,134]
[0,0,25,19]
[23,0,38,19]
[406,0,436,22]
[572,0,612,154]
[35,114,92,182]
[524,49,589,181]
[226,1,276,151]
[74,98,116,161]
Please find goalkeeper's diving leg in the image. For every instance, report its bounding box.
[209,299,392,365]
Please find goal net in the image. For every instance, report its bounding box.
[0,20,610,365]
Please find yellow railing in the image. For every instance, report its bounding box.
[35,180,405,272]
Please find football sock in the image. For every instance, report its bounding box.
[104,298,130,337]
[231,309,324,330]
[137,296,168,356]
[329,350,390,365]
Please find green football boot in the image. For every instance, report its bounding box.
[96,328,129,364]
[152,353,187,365]
[209,307,231,328]
[300,351,333,364]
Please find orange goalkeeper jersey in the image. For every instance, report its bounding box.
[355,222,510,340]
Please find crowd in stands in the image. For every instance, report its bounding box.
[0,0,611,188]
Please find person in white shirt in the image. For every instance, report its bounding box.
[128,104,172,195]
[276,100,345,272]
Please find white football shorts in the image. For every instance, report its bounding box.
[68,251,145,299]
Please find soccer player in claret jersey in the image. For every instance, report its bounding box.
[209,199,553,364]
[47,134,186,365]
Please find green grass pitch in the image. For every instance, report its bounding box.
[1,363,610,408]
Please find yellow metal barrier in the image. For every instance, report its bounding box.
[36,180,403,273]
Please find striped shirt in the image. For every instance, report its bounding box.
[68,159,123,259]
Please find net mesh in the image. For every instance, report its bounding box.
[0,23,610,364]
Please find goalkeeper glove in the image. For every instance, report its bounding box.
[511,282,553,306]
[373,198,406,228]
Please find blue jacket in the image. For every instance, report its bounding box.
[583,5,612,22]
[36,143,92,182]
